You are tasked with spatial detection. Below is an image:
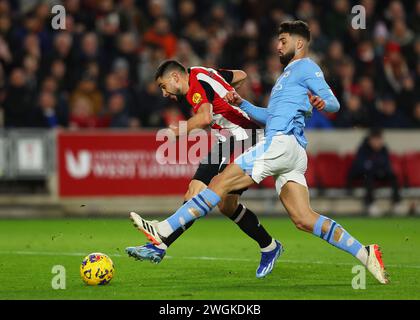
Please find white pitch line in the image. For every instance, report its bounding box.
[0,250,419,269]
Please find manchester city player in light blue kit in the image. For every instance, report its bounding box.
[128,21,389,284]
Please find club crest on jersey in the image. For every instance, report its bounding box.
[192,93,202,104]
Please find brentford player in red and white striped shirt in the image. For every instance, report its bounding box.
[126,60,281,279]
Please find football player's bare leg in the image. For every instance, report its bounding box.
[208,163,254,197]
[278,181,319,233]
[279,181,370,266]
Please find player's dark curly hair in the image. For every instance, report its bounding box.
[154,60,186,80]
[278,20,311,41]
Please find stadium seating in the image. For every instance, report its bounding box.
[314,153,347,188]
[305,154,317,188]
[403,153,420,187]
[390,154,405,187]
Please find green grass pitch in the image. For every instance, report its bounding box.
[0,216,419,300]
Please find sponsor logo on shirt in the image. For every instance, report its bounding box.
[192,93,202,104]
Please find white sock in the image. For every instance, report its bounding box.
[156,243,168,250]
[356,246,368,265]
[261,238,276,252]
[157,220,173,238]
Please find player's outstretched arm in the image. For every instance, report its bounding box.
[225,91,268,124]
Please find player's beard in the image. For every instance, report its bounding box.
[167,87,185,102]
[279,50,295,66]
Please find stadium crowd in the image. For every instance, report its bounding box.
[0,0,419,130]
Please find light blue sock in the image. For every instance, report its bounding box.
[161,188,221,236]
[313,215,367,264]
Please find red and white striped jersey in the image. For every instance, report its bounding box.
[186,66,260,141]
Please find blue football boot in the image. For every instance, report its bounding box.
[256,240,284,278]
[126,243,166,264]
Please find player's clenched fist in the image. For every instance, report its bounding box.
[224,91,243,106]
[307,91,325,111]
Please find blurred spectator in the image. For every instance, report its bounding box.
[385,1,406,25]
[374,94,410,128]
[31,91,59,128]
[174,38,201,68]
[382,42,410,94]
[22,54,39,91]
[181,20,207,58]
[354,40,376,78]
[324,0,350,39]
[70,74,103,115]
[347,129,403,216]
[321,40,345,80]
[296,0,315,21]
[389,18,414,49]
[373,21,389,57]
[143,17,177,58]
[117,0,149,34]
[336,94,370,128]
[69,95,103,129]
[357,76,376,117]
[202,36,223,67]
[3,68,33,127]
[307,18,328,56]
[106,93,130,128]
[175,0,196,34]
[335,57,356,103]
[114,32,139,84]
[138,43,166,85]
[78,32,106,78]
[65,0,93,33]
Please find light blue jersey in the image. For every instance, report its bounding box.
[240,57,340,148]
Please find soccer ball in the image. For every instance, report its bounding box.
[80,253,115,285]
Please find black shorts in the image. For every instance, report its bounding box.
[192,130,260,195]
